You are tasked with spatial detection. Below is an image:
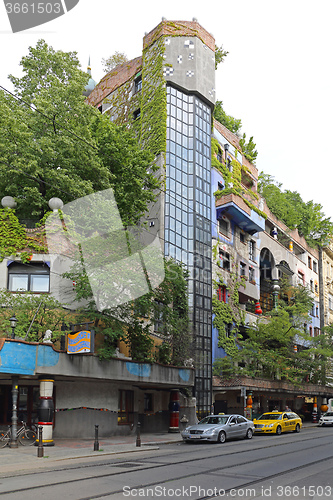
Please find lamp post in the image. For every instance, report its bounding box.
[9,315,18,339]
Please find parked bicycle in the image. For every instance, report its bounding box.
[0,421,37,447]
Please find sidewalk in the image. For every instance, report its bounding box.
[0,431,183,475]
[0,422,317,475]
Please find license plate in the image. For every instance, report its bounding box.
[190,435,201,439]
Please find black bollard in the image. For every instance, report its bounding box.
[37,426,44,458]
[136,421,141,447]
[94,424,99,451]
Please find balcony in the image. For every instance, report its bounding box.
[0,340,194,389]
[216,193,265,235]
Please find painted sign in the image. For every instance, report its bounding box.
[67,331,94,354]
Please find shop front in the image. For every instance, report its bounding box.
[213,375,333,421]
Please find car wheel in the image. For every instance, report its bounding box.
[245,428,253,439]
[217,431,226,443]
[276,425,282,435]
[294,423,300,433]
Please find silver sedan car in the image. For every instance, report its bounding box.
[181,414,255,443]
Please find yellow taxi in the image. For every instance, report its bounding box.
[253,411,302,435]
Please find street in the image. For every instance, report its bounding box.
[0,426,332,499]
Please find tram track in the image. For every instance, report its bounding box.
[0,430,332,498]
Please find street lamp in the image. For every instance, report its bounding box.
[9,315,18,339]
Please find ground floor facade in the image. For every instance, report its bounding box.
[213,375,333,421]
[0,339,196,440]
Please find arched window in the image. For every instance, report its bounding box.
[8,262,50,293]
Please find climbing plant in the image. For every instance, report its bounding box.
[140,36,167,156]
[0,208,46,262]
[211,138,266,220]
[212,253,246,359]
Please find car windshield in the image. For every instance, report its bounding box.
[257,413,282,420]
[199,416,229,425]
[323,412,333,416]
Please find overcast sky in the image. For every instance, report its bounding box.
[1,0,332,219]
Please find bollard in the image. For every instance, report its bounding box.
[136,421,141,447]
[37,426,44,458]
[94,424,99,451]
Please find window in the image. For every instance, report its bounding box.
[217,285,227,303]
[154,301,165,333]
[308,257,312,269]
[313,261,318,273]
[217,181,223,191]
[310,280,314,292]
[133,108,141,120]
[240,262,246,277]
[219,250,230,271]
[329,294,333,310]
[298,271,304,285]
[134,75,142,93]
[240,232,245,244]
[249,267,255,283]
[249,240,255,261]
[218,218,229,237]
[8,262,50,293]
[118,390,134,425]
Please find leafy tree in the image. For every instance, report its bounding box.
[215,45,228,69]
[258,173,333,246]
[63,257,192,364]
[90,114,159,227]
[0,41,160,226]
[213,101,258,163]
[214,101,242,134]
[0,40,108,221]
[102,52,128,73]
[213,278,333,386]
[0,289,74,342]
[239,133,258,164]
[237,281,329,384]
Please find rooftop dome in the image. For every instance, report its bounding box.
[83,58,96,97]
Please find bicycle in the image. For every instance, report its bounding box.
[0,421,37,447]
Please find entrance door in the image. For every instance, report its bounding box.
[214,400,227,415]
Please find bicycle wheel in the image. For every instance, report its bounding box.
[0,431,10,448]
[18,429,37,446]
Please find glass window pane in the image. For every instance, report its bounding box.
[9,275,28,291]
[30,275,49,292]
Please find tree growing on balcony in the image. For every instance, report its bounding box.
[213,279,333,385]
[63,257,192,365]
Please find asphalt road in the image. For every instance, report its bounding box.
[0,426,332,499]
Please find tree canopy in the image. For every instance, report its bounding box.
[258,173,333,247]
[63,257,192,364]
[213,278,333,386]
[213,101,258,164]
[101,52,128,73]
[0,40,159,225]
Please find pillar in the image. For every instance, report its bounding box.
[312,396,318,423]
[37,378,55,446]
[9,376,19,448]
[168,389,180,433]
